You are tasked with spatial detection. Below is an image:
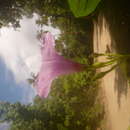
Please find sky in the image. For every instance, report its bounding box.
[0,14,60,103]
[0,122,10,130]
[0,14,60,130]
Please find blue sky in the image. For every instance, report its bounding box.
[0,57,36,103]
[0,14,60,130]
[0,57,35,130]
[0,15,40,104]
[0,14,60,104]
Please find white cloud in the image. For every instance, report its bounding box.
[0,14,60,103]
[0,14,60,83]
[0,16,41,82]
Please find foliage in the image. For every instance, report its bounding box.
[92,53,130,80]
[0,0,101,28]
[0,0,27,28]
[0,70,104,130]
[0,25,104,130]
[68,0,101,17]
[0,34,104,129]
[0,0,104,130]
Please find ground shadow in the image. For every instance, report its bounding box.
[96,0,130,106]
[114,67,128,106]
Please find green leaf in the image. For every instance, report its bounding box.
[68,0,101,17]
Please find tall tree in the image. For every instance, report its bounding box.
[0,0,27,28]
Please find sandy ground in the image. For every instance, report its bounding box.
[93,16,130,130]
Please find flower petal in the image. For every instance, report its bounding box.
[36,32,85,98]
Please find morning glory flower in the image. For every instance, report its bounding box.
[36,32,85,98]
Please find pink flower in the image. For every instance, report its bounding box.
[36,32,85,98]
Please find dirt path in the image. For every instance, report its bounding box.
[93,16,130,130]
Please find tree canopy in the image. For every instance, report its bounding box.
[0,1,104,130]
